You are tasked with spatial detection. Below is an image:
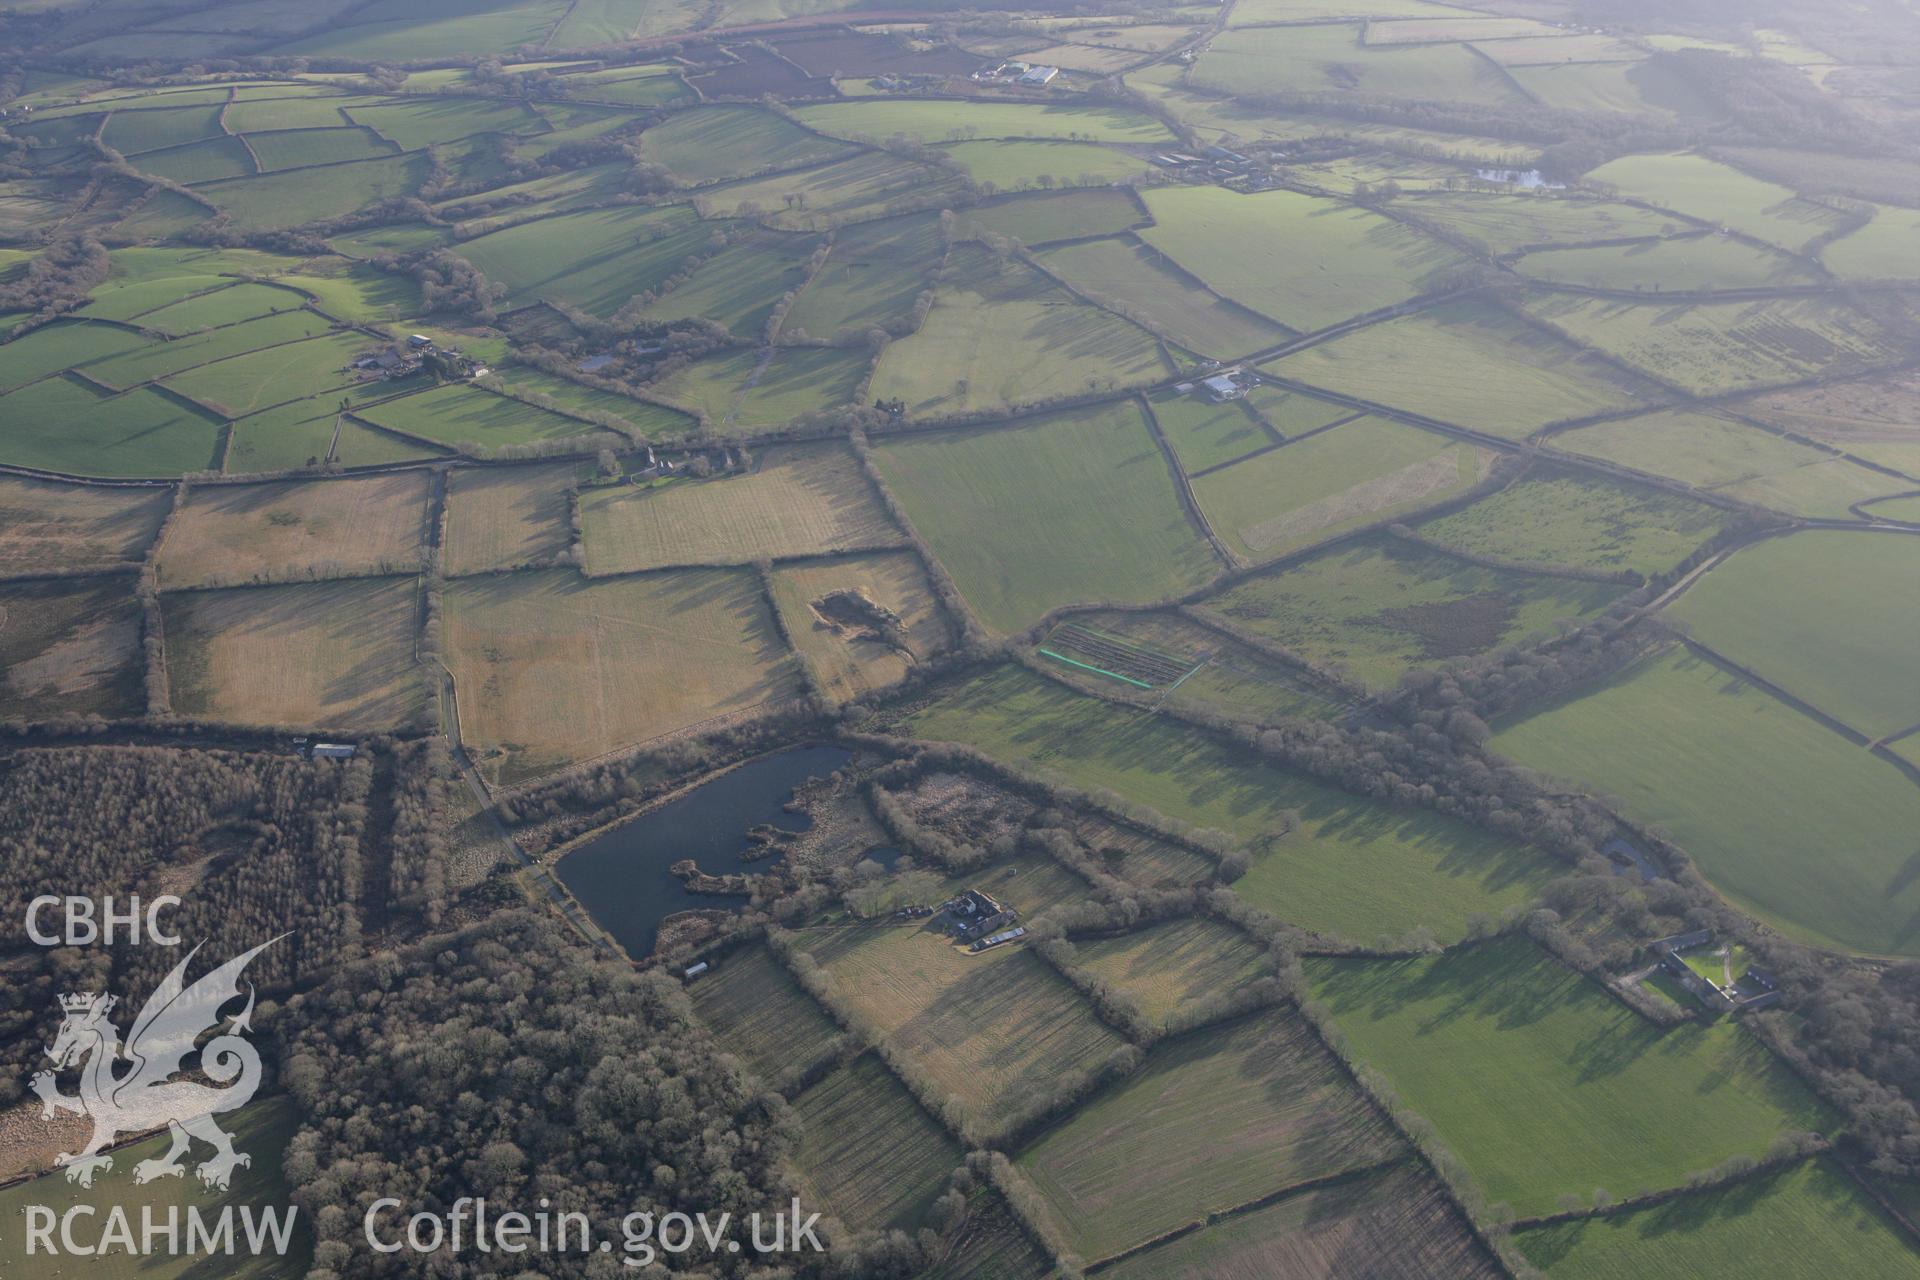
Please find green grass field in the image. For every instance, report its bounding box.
[112,189,218,239]
[1394,193,1691,254]
[793,98,1173,144]
[1518,293,1903,397]
[1193,417,1493,563]
[1417,470,1733,576]
[1366,15,1569,42]
[1244,384,1378,439]
[135,134,258,183]
[1471,32,1644,64]
[1049,608,1347,722]
[688,943,842,1084]
[1139,187,1468,332]
[346,96,540,149]
[439,163,630,234]
[1514,234,1819,292]
[1493,646,1920,956]
[1038,237,1294,357]
[271,2,570,59]
[1194,23,1525,105]
[904,665,1560,944]
[1507,59,1715,119]
[453,204,714,317]
[223,397,442,472]
[783,211,944,338]
[76,246,299,320]
[1866,495,1920,523]
[1131,65,1533,160]
[101,103,225,153]
[1515,1157,1920,1279]
[1019,1011,1401,1260]
[638,104,857,185]
[328,223,451,257]
[651,346,869,430]
[223,94,366,133]
[695,150,967,228]
[1229,0,1494,22]
[246,126,396,170]
[134,281,306,334]
[1665,530,1920,737]
[1587,152,1853,253]
[870,401,1219,634]
[579,444,898,573]
[1149,390,1280,473]
[868,247,1168,416]
[1196,534,1629,690]
[196,152,432,230]
[0,1097,308,1280]
[1868,1170,1920,1227]
[0,320,162,391]
[164,331,367,415]
[1272,299,1662,439]
[1554,410,1910,518]
[85,310,334,389]
[1310,938,1835,1217]
[552,64,692,106]
[952,189,1147,246]
[219,399,339,472]
[0,375,225,476]
[938,139,1150,191]
[791,1055,962,1232]
[1283,149,1475,198]
[491,367,693,439]
[273,260,422,324]
[355,382,621,453]
[634,231,821,338]
[1823,203,1920,281]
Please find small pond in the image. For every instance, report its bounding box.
[859,844,904,871]
[555,744,853,957]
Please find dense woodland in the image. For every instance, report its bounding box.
[0,745,372,1104]
[279,912,808,1279]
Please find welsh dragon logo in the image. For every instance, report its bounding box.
[31,937,281,1190]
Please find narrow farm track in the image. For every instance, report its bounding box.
[1136,391,1235,568]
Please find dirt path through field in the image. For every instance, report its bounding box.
[724,346,777,427]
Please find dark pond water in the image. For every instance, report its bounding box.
[1603,836,1661,883]
[556,745,852,957]
[859,845,904,871]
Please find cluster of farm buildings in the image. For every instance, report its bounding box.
[1173,364,1262,403]
[349,333,487,383]
[1152,143,1286,192]
[1650,930,1783,1014]
[970,59,1060,86]
[896,887,1028,952]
